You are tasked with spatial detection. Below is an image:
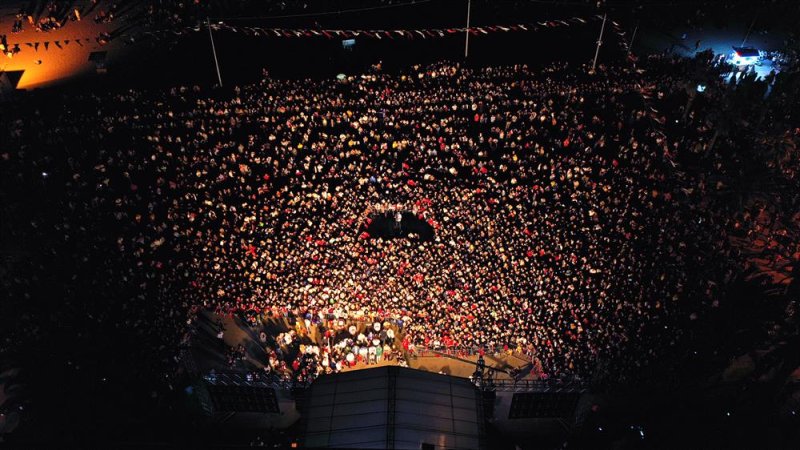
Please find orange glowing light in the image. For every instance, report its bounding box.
[1,11,128,89]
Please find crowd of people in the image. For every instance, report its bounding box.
[12,0,89,33]
[223,309,403,386]
[173,59,739,380]
[2,50,798,401]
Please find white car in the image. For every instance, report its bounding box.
[730,47,761,66]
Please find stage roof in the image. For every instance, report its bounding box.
[303,366,483,450]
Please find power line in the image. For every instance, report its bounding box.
[481,0,775,8]
[209,0,435,22]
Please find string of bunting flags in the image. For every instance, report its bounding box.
[604,17,672,159]
[1,36,109,57]
[204,16,592,39]
[141,15,597,40]
[3,15,601,56]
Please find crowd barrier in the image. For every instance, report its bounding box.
[412,344,536,361]
[203,370,311,390]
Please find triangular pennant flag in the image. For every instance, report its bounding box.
[34,42,40,51]
[44,41,50,50]
[26,42,33,48]
[64,39,70,45]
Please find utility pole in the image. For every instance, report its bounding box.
[207,18,223,87]
[464,0,471,59]
[741,13,757,47]
[628,21,638,55]
[590,13,607,73]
